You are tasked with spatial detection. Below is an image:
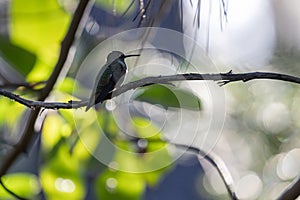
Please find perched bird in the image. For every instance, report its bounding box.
[85,51,140,111]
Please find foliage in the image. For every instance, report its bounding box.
[0,1,201,199]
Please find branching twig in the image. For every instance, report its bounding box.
[172,143,237,200]
[1,71,300,199]
[116,135,237,199]
[113,71,300,95]
[1,71,300,110]
[0,89,87,109]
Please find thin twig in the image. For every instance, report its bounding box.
[106,134,237,199]
[0,89,87,109]
[172,143,238,200]
[1,71,300,110]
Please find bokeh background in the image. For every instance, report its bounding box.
[0,0,300,199]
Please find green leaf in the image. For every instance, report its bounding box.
[95,170,144,200]
[0,173,40,199]
[10,0,70,81]
[133,85,201,110]
[40,144,85,200]
[0,36,36,76]
[57,77,75,94]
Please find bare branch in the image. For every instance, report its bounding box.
[112,71,300,96]
[38,0,91,101]
[172,143,238,200]
[2,70,300,199]
[0,89,87,109]
[116,135,237,199]
[1,71,300,110]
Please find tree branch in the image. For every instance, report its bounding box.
[38,0,91,101]
[172,142,237,200]
[0,89,87,109]
[0,0,91,181]
[1,70,300,199]
[113,71,300,96]
[1,71,300,110]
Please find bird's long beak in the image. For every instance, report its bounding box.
[124,54,140,58]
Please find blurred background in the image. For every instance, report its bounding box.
[0,0,300,199]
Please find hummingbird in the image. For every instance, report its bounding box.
[85,51,140,111]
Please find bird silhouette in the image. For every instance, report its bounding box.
[85,51,139,111]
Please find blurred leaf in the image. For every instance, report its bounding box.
[131,117,166,150]
[133,85,201,110]
[42,114,66,152]
[58,109,75,127]
[97,111,119,137]
[0,173,40,199]
[48,137,67,160]
[40,143,84,200]
[57,77,75,94]
[143,168,170,187]
[111,116,172,178]
[95,0,135,15]
[10,0,70,81]
[73,124,102,160]
[0,36,36,76]
[95,170,144,200]
[0,98,25,128]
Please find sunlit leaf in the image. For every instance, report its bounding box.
[97,111,119,137]
[95,170,144,200]
[0,173,40,199]
[57,77,76,94]
[40,144,84,200]
[42,114,72,152]
[0,98,25,128]
[10,0,70,81]
[58,109,75,127]
[73,124,102,160]
[133,85,201,110]
[131,117,166,151]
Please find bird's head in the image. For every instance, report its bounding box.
[106,51,140,64]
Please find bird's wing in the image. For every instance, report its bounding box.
[85,64,111,111]
[93,75,115,106]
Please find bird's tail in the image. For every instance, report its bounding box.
[85,84,114,111]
